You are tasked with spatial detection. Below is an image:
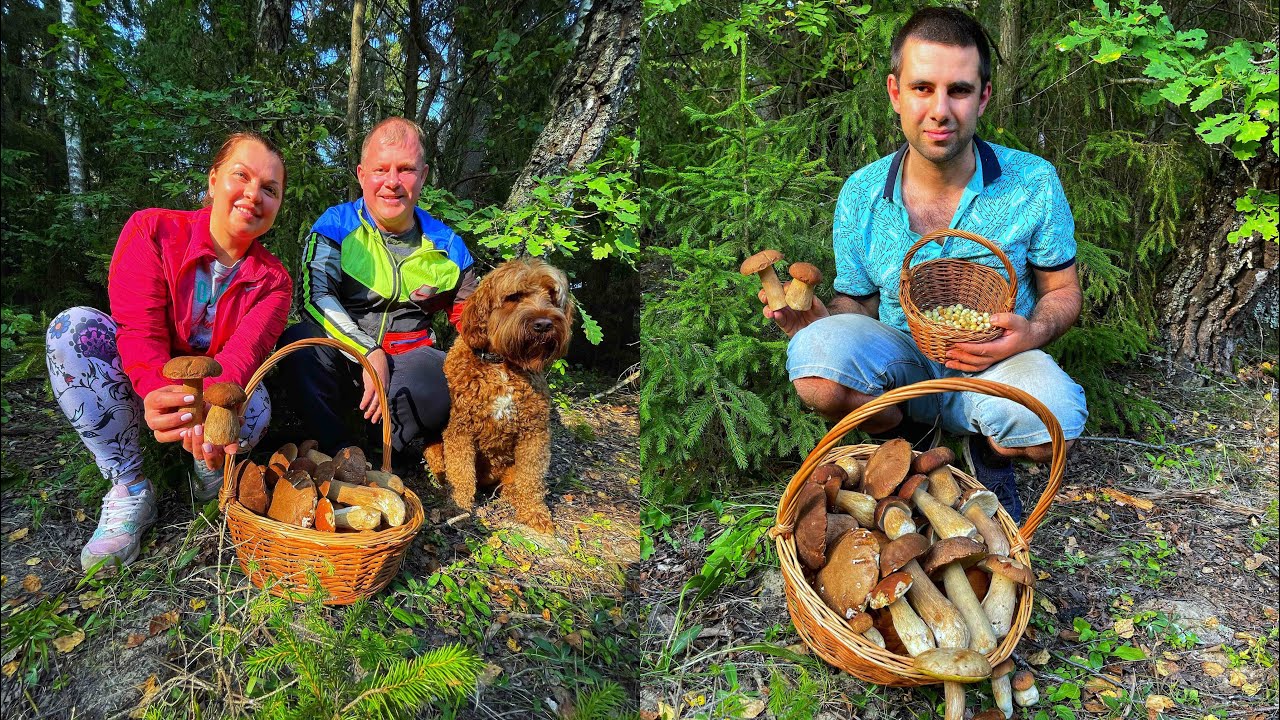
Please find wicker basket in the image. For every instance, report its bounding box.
[218,337,425,605]
[900,229,1016,363]
[772,378,1065,686]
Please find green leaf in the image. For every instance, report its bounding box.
[1159,79,1193,105]
[1093,37,1127,64]
[1235,121,1270,144]
[1112,644,1146,660]
[1197,113,1245,144]
[1188,82,1224,112]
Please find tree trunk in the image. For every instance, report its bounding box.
[995,0,1020,127]
[59,0,85,220]
[503,0,640,210]
[256,0,291,55]
[403,0,421,119]
[452,97,492,200]
[346,0,367,200]
[1157,158,1279,373]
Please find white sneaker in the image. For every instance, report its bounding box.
[80,481,158,572]
[191,458,225,503]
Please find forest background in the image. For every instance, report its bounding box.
[640,0,1279,504]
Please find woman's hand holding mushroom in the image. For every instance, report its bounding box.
[182,421,240,471]
[143,385,200,443]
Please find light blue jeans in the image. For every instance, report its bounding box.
[787,313,1087,447]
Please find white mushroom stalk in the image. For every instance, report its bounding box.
[899,474,977,539]
[914,648,992,720]
[924,537,999,655]
[869,571,935,657]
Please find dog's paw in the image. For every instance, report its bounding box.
[516,507,555,535]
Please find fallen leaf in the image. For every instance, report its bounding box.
[1027,648,1051,665]
[74,509,87,522]
[125,632,147,648]
[52,631,85,653]
[506,636,521,652]
[542,608,552,621]
[1162,651,1179,660]
[25,557,41,566]
[563,631,584,650]
[1228,670,1248,688]
[657,702,677,720]
[639,712,659,720]
[79,593,103,610]
[1040,598,1058,614]
[1203,616,1220,629]
[1146,694,1175,718]
[1155,660,1179,676]
[1242,682,1261,696]
[1095,508,1110,520]
[1108,489,1154,511]
[1202,661,1225,677]
[1084,699,1109,712]
[1114,618,1135,638]
[740,698,767,718]
[1244,554,1265,571]
[1037,570,1051,580]
[21,574,41,593]
[148,609,179,636]
[1122,465,1136,475]
[8,527,29,542]
[1,661,17,677]
[189,598,206,611]
[0,575,6,587]
[1085,675,1121,693]
[130,675,161,718]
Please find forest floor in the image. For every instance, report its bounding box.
[0,363,641,719]
[639,361,1279,720]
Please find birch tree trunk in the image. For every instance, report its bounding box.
[503,0,639,210]
[59,0,85,220]
[346,0,366,200]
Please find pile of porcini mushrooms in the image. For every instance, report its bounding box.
[233,441,409,533]
[795,439,1040,720]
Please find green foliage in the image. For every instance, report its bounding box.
[766,666,821,720]
[571,680,630,720]
[1059,0,1279,242]
[0,595,80,685]
[242,592,483,718]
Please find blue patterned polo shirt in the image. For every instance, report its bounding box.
[833,137,1076,332]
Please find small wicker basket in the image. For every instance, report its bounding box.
[218,337,424,605]
[772,378,1065,686]
[900,229,1016,363]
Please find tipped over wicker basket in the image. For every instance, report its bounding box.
[900,229,1017,363]
[218,337,424,605]
[772,378,1065,686]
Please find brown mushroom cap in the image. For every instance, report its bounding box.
[966,566,991,598]
[1012,670,1035,692]
[788,262,822,285]
[874,497,913,531]
[833,457,864,488]
[740,249,783,275]
[911,446,955,474]
[868,570,913,609]
[162,356,222,379]
[982,555,1035,587]
[205,382,246,407]
[864,438,913,498]
[297,439,319,456]
[289,456,319,478]
[921,536,988,575]
[993,659,1015,676]
[959,488,1001,517]
[973,710,1005,720]
[880,532,929,576]
[914,647,993,682]
[847,611,873,634]
[815,529,881,619]
[333,446,368,483]
[811,465,846,508]
[796,482,832,570]
[897,473,930,500]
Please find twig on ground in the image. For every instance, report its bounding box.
[585,365,640,403]
[1116,486,1266,516]
[1079,435,1221,450]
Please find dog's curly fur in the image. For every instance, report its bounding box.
[424,258,574,534]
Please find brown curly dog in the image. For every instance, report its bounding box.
[423,257,574,534]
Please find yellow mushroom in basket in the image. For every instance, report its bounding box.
[319,478,406,527]
[921,537,998,655]
[914,647,992,720]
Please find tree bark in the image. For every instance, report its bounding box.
[257,0,291,55]
[59,0,85,220]
[403,0,421,119]
[346,0,367,200]
[503,0,640,210]
[1157,158,1279,373]
[995,0,1020,127]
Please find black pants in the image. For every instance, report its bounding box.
[275,322,450,458]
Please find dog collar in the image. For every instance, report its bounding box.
[473,347,505,364]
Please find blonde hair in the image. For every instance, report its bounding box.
[360,117,427,165]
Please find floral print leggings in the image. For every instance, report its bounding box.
[46,307,270,486]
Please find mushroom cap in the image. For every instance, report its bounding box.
[811,465,846,508]
[868,570,913,609]
[921,536,988,575]
[914,648,992,682]
[1012,670,1035,691]
[874,497,913,531]
[788,262,822,285]
[880,532,929,576]
[815,529,880,618]
[973,710,1005,720]
[982,555,1035,587]
[897,473,930,500]
[740,249,783,275]
[993,658,1015,676]
[205,382,246,406]
[289,456,319,478]
[847,611,873,634]
[965,565,990,598]
[864,438,913,498]
[334,446,368,483]
[826,514,859,546]
[833,457,864,488]
[959,488,1001,517]
[910,446,955,475]
[796,483,832,570]
[163,355,222,379]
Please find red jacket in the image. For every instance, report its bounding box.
[108,206,293,399]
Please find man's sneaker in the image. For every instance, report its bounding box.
[963,434,1023,523]
[80,481,158,572]
[191,458,225,503]
[870,415,942,451]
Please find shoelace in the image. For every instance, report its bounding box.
[97,492,151,533]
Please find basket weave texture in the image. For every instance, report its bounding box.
[900,229,1016,363]
[772,378,1065,686]
[218,337,424,605]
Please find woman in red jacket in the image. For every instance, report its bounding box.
[45,131,293,571]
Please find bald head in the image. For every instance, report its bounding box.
[360,117,427,166]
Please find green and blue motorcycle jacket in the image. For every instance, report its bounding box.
[300,199,478,357]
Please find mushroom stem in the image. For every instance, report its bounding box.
[758,266,787,311]
[992,672,1014,718]
[940,564,998,654]
[943,681,966,720]
[834,490,876,526]
[182,380,204,424]
[902,561,970,650]
[908,485,977,539]
[887,596,936,656]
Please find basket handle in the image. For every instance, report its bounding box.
[774,378,1065,544]
[899,229,1017,314]
[219,337,393,510]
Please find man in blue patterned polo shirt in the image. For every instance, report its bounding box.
[763,8,1087,521]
